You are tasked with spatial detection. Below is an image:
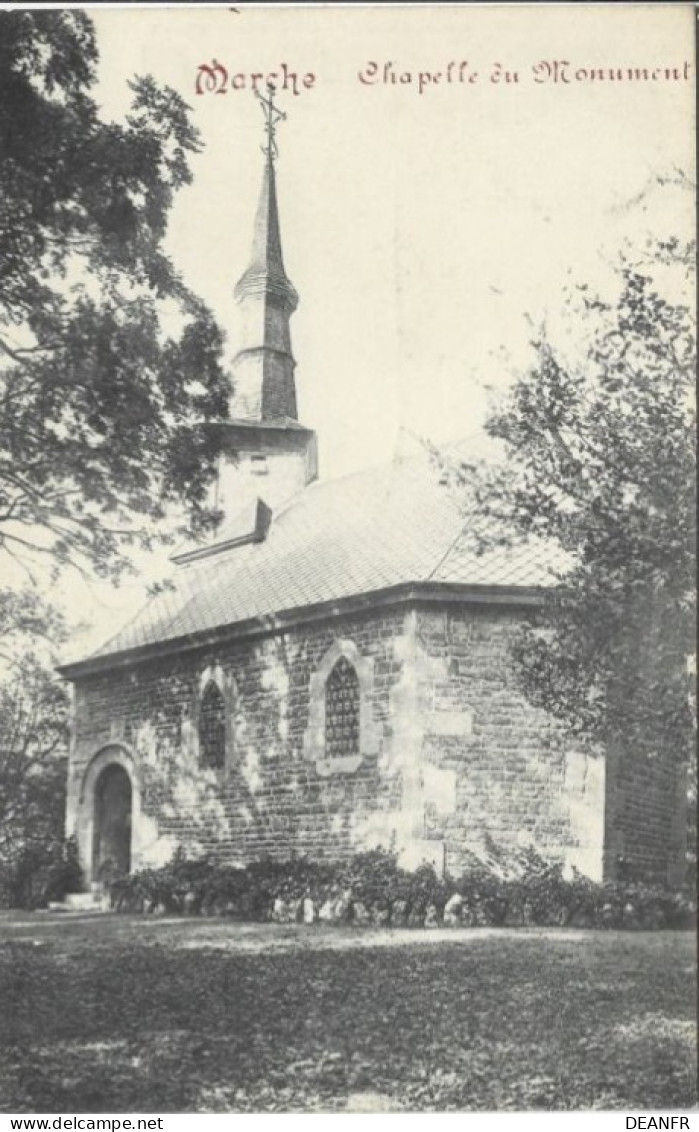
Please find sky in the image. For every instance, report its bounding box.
[46,3,696,656]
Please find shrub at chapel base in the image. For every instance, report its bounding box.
[110,847,696,930]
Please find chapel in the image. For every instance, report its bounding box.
[59,105,687,890]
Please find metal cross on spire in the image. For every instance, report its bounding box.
[255,82,286,162]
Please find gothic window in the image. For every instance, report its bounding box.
[198,680,226,769]
[303,639,378,774]
[324,656,360,759]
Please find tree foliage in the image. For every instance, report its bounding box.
[0,589,71,907]
[0,11,229,583]
[453,239,695,765]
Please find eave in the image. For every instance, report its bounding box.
[57,580,555,682]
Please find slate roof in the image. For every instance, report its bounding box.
[73,450,568,672]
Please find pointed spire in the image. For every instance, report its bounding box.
[233,152,298,313]
[231,89,299,422]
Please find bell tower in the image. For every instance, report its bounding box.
[215,87,318,519]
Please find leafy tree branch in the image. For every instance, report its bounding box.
[0,11,231,584]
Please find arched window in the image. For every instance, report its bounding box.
[324,656,360,759]
[303,639,379,774]
[198,680,226,769]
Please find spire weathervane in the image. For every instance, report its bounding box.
[255,82,286,162]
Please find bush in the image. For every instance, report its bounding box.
[341,848,409,912]
[1,836,83,909]
[110,850,216,913]
[201,865,252,918]
[41,836,84,904]
[109,847,696,930]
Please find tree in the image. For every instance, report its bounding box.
[0,590,71,907]
[448,238,695,772]
[0,11,229,584]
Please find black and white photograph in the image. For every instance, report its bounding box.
[0,2,695,1118]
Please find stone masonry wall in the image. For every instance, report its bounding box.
[410,605,606,880]
[604,741,687,887]
[67,608,408,880]
[67,599,612,883]
[67,597,686,886]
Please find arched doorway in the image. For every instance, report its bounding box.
[92,763,132,883]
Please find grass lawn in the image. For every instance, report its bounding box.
[0,914,695,1113]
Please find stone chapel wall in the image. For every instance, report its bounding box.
[67,609,408,877]
[67,599,615,884]
[603,741,688,887]
[411,604,606,880]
